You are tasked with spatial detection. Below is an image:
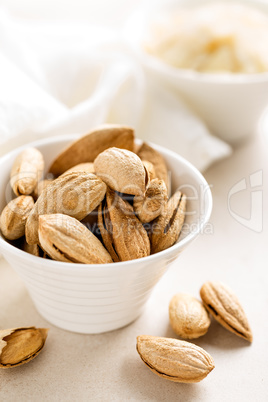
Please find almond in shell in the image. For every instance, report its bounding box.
[151,190,186,253]
[133,178,167,223]
[32,179,53,200]
[94,147,147,196]
[0,196,34,240]
[10,148,44,196]
[169,293,211,339]
[137,142,168,189]
[60,162,95,177]
[25,172,106,245]
[98,189,150,261]
[142,160,155,181]
[136,335,215,383]
[200,281,253,342]
[39,214,112,264]
[49,125,134,176]
[23,239,43,257]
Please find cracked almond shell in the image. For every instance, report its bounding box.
[98,202,120,263]
[136,335,215,383]
[0,327,48,368]
[49,124,134,176]
[142,160,155,181]
[39,214,113,264]
[137,142,168,189]
[98,189,150,261]
[200,281,253,342]
[151,190,186,253]
[133,178,167,223]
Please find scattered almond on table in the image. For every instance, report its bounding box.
[136,281,252,383]
[169,293,211,339]
[0,327,48,369]
[136,335,215,383]
[200,281,253,342]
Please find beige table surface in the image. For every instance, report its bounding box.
[1,1,268,401]
[1,126,268,401]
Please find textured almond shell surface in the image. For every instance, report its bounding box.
[49,125,134,176]
[0,327,48,368]
[10,148,44,196]
[98,202,120,263]
[151,190,186,253]
[137,335,215,383]
[133,179,167,223]
[99,189,150,261]
[39,214,112,264]
[142,160,155,181]
[60,163,95,177]
[23,241,42,257]
[200,281,253,342]
[94,147,146,196]
[137,142,168,189]
[169,293,211,339]
[25,172,106,245]
[0,196,34,240]
[32,179,53,200]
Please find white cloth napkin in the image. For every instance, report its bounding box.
[0,9,231,170]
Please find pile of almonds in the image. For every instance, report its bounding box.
[136,281,253,383]
[0,125,187,263]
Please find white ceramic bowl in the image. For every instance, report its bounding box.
[125,0,268,144]
[0,135,212,333]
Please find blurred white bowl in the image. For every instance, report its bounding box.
[0,135,212,333]
[125,0,268,144]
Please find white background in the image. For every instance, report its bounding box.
[0,0,142,26]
